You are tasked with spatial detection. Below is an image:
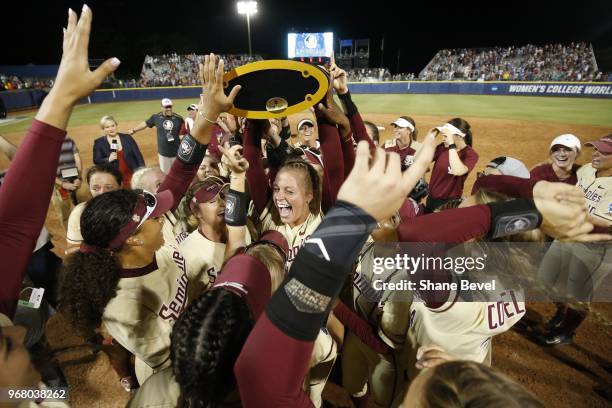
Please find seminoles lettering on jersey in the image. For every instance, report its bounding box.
[159,250,189,320]
[576,164,612,222]
[288,234,311,262]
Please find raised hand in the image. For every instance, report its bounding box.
[317,76,350,129]
[219,143,249,175]
[329,53,349,95]
[36,5,121,129]
[337,137,435,221]
[199,54,241,119]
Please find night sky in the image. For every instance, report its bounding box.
[3,0,612,77]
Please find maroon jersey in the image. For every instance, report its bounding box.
[429,143,479,199]
[530,163,579,185]
[385,143,416,169]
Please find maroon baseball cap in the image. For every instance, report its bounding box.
[189,177,229,210]
[213,254,272,319]
[258,230,289,261]
[585,136,612,154]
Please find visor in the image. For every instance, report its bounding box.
[108,190,174,250]
[585,138,612,154]
[391,118,415,132]
[189,178,229,211]
[435,123,466,138]
[298,119,315,130]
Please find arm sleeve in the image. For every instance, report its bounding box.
[333,301,391,354]
[337,91,375,150]
[145,115,156,128]
[243,125,271,216]
[470,175,537,197]
[158,155,202,211]
[93,138,110,164]
[317,120,345,213]
[339,134,356,180]
[397,204,492,243]
[0,119,66,318]
[236,201,375,407]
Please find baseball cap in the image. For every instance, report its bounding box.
[213,254,272,319]
[486,156,530,179]
[297,119,314,130]
[189,177,229,210]
[187,104,198,111]
[550,134,581,152]
[161,98,173,107]
[258,230,289,261]
[391,117,415,132]
[585,136,612,154]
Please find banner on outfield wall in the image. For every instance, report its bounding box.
[346,81,612,98]
[3,80,612,111]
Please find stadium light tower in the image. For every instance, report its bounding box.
[237,1,258,56]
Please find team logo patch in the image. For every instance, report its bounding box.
[608,202,612,214]
[132,214,141,223]
[225,197,235,214]
[180,140,193,156]
[404,155,414,168]
[163,120,174,131]
[504,217,530,234]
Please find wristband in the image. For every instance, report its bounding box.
[448,144,457,149]
[177,134,207,165]
[337,90,358,116]
[225,189,248,226]
[487,198,542,239]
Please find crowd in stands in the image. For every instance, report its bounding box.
[0,74,54,91]
[139,53,263,87]
[420,42,612,82]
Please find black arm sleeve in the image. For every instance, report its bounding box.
[337,91,359,117]
[266,201,376,341]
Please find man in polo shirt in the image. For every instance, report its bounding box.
[129,98,184,174]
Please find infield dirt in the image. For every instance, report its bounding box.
[1,112,611,407]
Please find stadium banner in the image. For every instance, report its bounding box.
[346,81,612,98]
[4,80,612,111]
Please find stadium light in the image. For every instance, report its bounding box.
[237,1,258,56]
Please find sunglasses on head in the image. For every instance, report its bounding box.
[137,191,158,229]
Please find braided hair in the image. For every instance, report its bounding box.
[171,289,252,408]
[59,189,138,336]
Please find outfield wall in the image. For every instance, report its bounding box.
[2,81,612,111]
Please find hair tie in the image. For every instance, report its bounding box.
[80,243,102,254]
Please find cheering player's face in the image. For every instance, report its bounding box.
[195,191,227,227]
[592,147,612,171]
[550,145,577,169]
[273,169,313,227]
[137,217,166,252]
[299,124,315,143]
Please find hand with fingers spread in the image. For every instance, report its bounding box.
[35,5,121,129]
[415,345,456,370]
[338,138,435,221]
[191,54,241,144]
[200,54,241,119]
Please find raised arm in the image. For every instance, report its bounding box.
[0,5,120,318]
[159,54,241,210]
[243,121,271,215]
[235,142,432,407]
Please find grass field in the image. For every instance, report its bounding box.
[1,94,612,134]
